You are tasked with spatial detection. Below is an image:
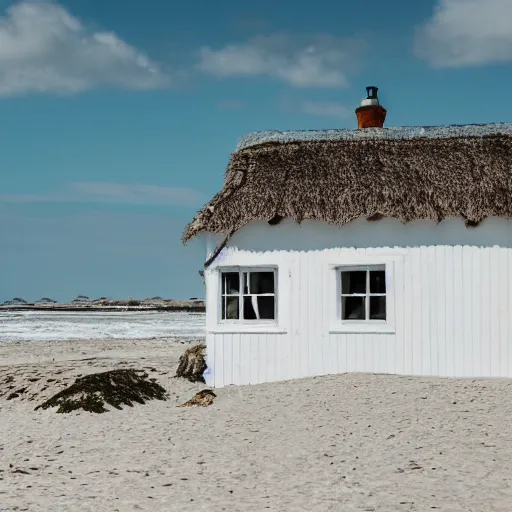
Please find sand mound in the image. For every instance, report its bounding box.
[34,369,168,413]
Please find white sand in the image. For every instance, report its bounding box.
[1,338,512,512]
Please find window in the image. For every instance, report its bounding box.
[340,265,386,322]
[220,269,276,322]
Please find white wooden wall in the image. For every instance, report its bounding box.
[203,218,512,387]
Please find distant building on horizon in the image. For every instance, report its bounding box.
[184,86,512,388]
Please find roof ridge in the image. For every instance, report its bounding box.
[236,122,512,151]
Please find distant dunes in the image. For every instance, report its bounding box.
[0,296,205,312]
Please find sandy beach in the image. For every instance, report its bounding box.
[1,338,512,511]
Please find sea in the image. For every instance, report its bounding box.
[0,310,206,343]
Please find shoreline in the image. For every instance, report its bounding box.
[0,309,206,343]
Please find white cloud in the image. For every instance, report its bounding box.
[0,1,169,96]
[197,33,365,88]
[0,182,205,207]
[414,0,512,67]
[300,101,349,118]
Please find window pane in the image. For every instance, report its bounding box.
[223,296,239,320]
[242,296,275,320]
[258,296,275,319]
[370,296,386,320]
[370,270,386,294]
[342,296,365,320]
[243,296,257,320]
[341,271,366,294]
[222,272,240,294]
[249,272,275,294]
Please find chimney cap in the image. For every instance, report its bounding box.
[359,85,380,107]
[366,86,379,99]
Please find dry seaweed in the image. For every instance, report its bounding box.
[175,344,207,383]
[35,369,168,414]
[177,390,216,408]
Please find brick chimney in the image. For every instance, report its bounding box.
[355,86,386,129]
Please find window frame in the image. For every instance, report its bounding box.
[339,264,387,324]
[330,260,397,334]
[218,266,278,326]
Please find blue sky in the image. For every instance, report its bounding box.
[1,0,512,302]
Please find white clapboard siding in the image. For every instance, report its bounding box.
[203,218,512,387]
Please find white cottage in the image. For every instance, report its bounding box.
[184,87,512,388]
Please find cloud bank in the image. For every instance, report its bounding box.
[0,182,205,207]
[0,3,367,95]
[0,1,169,96]
[415,0,512,67]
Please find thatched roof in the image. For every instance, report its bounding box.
[183,123,512,243]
